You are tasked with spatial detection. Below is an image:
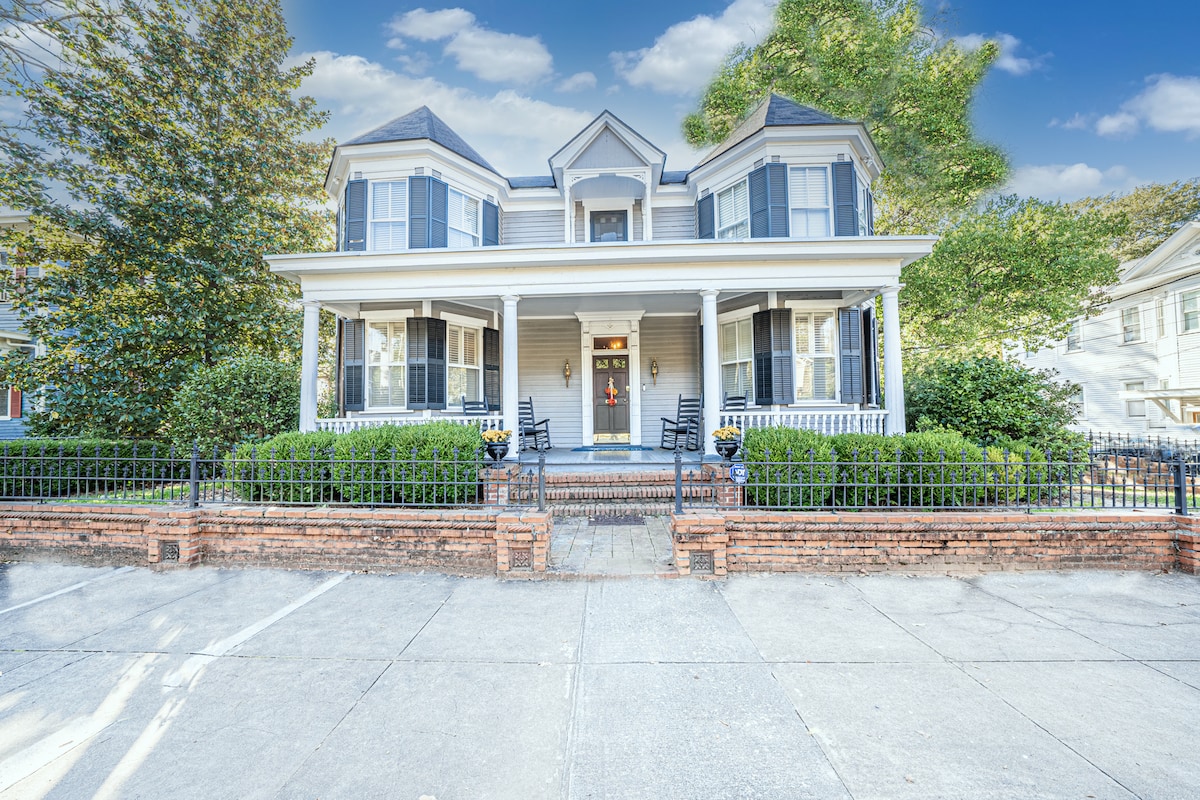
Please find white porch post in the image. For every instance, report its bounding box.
[881,286,906,434]
[502,294,520,457]
[701,289,720,458]
[299,299,320,432]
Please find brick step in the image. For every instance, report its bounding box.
[548,501,677,517]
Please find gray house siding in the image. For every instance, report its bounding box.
[638,316,700,447]
[632,201,643,242]
[0,390,29,440]
[517,318,582,447]
[571,130,646,170]
[651,206,696,240]
[502,210,565,245]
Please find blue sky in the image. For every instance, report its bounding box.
[280,0,1200,201]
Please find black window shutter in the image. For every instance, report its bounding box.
[409,176,429,249]
[697,194,715,239]
[344,179,366,251]
[862,306,879,406]
[839,307,864,404]
[865,190,875,236]
[407,317,428,408]
[482,200,499,246]
[753,309,793,405]
[342,318,365,411]
[483,327,501,410]
[426,317,447,409]
[429,178,448,248]
[832,162,859,237]
[749,164,788,238]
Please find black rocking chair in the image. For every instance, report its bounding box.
[461,395,490,415]
[518,397,552,451]
[660,395,701,451]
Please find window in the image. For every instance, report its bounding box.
[1071,387,1086,419]
[715,180,749,239]
[447,324,481,402]
[794,311,836,401]
[1066,319,1082,352]
[448,188,480,248]
[789,167,830,237]
[857,180,870,235]
[1121,307,1142,343]
[591,211,627,242]
[369,181,407,251]
[1156,298,1166,339]
[720,318,753,399]
[366,321,406,408]
[1125,381,1146,418]
[1182,290,1200,332]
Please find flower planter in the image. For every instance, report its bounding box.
[485,441,510,465]
[714,439,739,462]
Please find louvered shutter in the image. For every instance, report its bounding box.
[753,309,793,405]
[482,201,499,246]
[344,179,366,251]
[7,387,21,418]
[429,178,449,248]
[697,194,715,239]
[839,307,864,404]
[483,327,501,410]
[406,317,428,408]
[342,318,365,411]
[749,164,788,237]
[865,190,875,236]
[862,306,879,406]
[409,176,429,249]
[832,162,859,237]
[426,317,447,409]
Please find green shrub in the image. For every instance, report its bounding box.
[0,439,178,498]
[333,423,483,505]
[165,355,300,454]
[895,430,985,507]
[828,433,904,507]
[226,431,339,503]
[742,427,835,508]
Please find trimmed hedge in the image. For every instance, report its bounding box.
[228,423,484,505]
[0,439,179,498]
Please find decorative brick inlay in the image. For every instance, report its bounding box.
[510,547,533,570]
[691,550,715,574]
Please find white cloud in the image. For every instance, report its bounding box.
[1124,74,1200,137]
[1095,112,1139,138]
[611,0,777,94]
[953,32,1047,76]
[385,7,553,84]
[1049,113,1091,131]
[294,51,593,176]
[1005,163,1135,202]
[557,71,597,93]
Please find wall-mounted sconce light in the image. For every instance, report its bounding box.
[563,359,571,388]
[651,358,659,386]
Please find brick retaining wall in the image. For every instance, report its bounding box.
[672,511,1187,576]
[0,503,550,575]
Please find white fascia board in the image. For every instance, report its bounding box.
[325,141,507,200]
[690,125,883,188]
[1111,258,1200,300]
[548,111,666,173]
[1121,222,1200,282]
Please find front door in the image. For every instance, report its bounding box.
[593,354,630,442]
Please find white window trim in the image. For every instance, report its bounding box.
[448,187,481,248]
[447,321,484,404]
[785,301,839,405]
[1124,381,1147,418]
[1120,307,1143,344]
[367,179,409,253]
[718,314,755,405]
[715,178,750,239]
[584,201,636,243]
[365,318,411,413]
[1065,319,1083,353]
[1180,290,1200,334]
[788,165,831,238]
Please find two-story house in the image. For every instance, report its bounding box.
[1020,221,1200,436]
[267,95,937,456]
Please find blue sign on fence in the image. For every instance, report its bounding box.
[729,463,748,485]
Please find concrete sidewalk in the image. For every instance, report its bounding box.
[0,563,1197,799]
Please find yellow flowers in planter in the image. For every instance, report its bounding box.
[712,426,741,441]
[482,429,513,443]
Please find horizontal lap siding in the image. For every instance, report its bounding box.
[632,201,643,241]
[639,316,700,446]
[518,319,583,447]
[651,206,696,240]
[502,210,565,245]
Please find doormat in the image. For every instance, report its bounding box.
[571,445,655,452]
[590,515,646,525]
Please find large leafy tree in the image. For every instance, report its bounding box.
[1073,178,1200,263]
[684,0,1008,233]
[0,0,331,438]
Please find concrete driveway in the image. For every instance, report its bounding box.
[1,563,1198,799]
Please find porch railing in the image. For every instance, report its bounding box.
[719,409,889,435]
[316,414,505,434]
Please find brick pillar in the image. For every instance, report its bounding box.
[702,463,744,508]
[483,464,523,506]
[495,510,552,572]
[1177,516,1199,574]
[670,513,728,577]
[146,509,202,566]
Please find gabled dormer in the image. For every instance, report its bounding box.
[689,94,884,240]
[550,111,668,243]
[327,107,503,253]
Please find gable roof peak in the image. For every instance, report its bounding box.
[339,105,497,174]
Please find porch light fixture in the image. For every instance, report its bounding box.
[651,358,659,385]
[563,359,571,388]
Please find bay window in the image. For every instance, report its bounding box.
[716,180,749,239]
[789,167,830,237]
[369,181,407,251]
[448,188,480,248]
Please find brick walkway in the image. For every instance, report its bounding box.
[548,515,676,576]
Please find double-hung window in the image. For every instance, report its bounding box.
[447,324,481,402]
[720,318,753,399]
[1121,307,1142,343]
[794,311,836,401]
[789,167,830,237]
[715,180,749,239]
[1066,319,1082,352]
[1124,381,1146,418]
[369,181,407,251]
[857,180,870,235]
[448,189,480,248]
[366,321,406,408]
[1181,290,1200,332]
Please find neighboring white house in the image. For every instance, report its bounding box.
[1019,221,1200,437]
[0,209,34,439]
[267,95,937,456]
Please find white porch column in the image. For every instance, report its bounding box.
[881,286,906,434]
[501,294,520,457]
[701,289,720,458]
[299,299,320,432]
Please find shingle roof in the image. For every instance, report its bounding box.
[341,106,497,174]
[660,170,690,185]
[508,176,557,189]
[698,94,854,167]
